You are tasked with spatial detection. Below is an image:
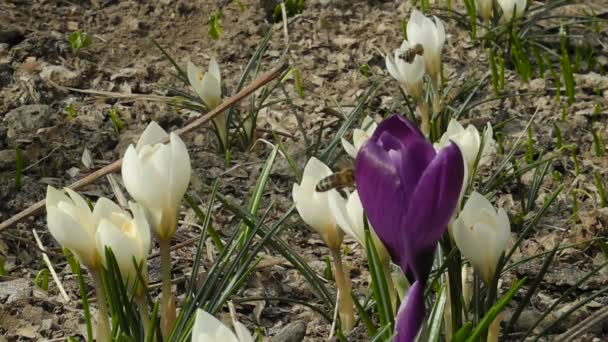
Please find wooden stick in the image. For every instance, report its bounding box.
[0,62,289,232]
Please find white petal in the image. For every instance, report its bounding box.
[515,0,527,17]
[96,218,145,283]
[193,309,239,342]
[329,192,361,245]
[93,197,124,225]
[460,191,495,225]
[433,16,446,51]
[64,188,91,213]
[345,191,367,244]
[201,64,222,109]
[446,118,465,135]
[495,208,511,254]
[122,145,167,210]
[130,201,152,253]
[361,116,374,129]
[47,207,98,267]
[341,138,357,159]
[453,217,492,283]
[136,121,168,152]
[187,61,206,102]
[46,185,71,208]
[168,132,191,209]
[407,10,426,47]
[233,321,254,342]
[385,55,404,84]
[208,58,221,84]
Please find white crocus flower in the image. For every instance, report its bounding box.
[407,9,446,86]
[434,118,496,172]
[46,186,111,269]
[121,121,191,240]
[95,201,151,285]
[292,157,344,250]
[191,309,254,342]
[328,191,390,263]
[452,192,511,285]
[476,0,494,23]
[385,40,426,102]
[341,116,378,158]
[498,0,527,22]
[187,59,227,148]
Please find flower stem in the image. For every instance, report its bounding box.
[136,293,151,341]
[159,238,176,340]
[91,269,110,342]
[417,103,431,137]
[329,247,355,333]
[487,314,501,342]
[380,261,397,311]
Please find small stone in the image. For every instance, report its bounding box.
[67,21,79,31]
[0,149,16,170]
[0,278,31,304]
[40,65,81,87]
[3,105,52,146]
[269,321,307,342]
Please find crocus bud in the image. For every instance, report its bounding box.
[187,58,227,148]
[498,0,527,22]
[328,191,390,264]
[341,116,378,158]
[121,121,191,240]
[292,157,344,250]
[385,41,426,102]
[476,0,493,23]
[407,9,446,86]
[434,118,496,172]
[96,201,151,286]
[452,192,511,285]
[191,309,254,342]
[46,186,102,269]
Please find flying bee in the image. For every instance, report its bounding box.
[398,43,425,63]
[316,168,355,192]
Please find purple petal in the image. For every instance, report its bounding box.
[371,115,424,150]
[355,139,407,267]
[403,142,464,281]
[355,115,437,273]
[395,281,425,342]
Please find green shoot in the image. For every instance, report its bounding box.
[591,128,606,157]
[68,31,92,53]
[66,104,78,119]
[64,249,93,342]
[594,172,607,208]
[209,9,223,40]
[35,269,50,291]
[107,108,124,135]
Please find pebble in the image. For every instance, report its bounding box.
[40,65,81,87]
[269,321,307,342]
[3,105,52,145]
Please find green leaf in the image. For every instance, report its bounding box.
[465,278,526,342]
[35,269,50,291]
[364,217,394,335]
[208,10,223,40]
[68,31,92,53]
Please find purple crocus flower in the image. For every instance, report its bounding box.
[355,115,464,341]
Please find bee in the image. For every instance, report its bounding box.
[316,168,355,192]
[399,43,425,63]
